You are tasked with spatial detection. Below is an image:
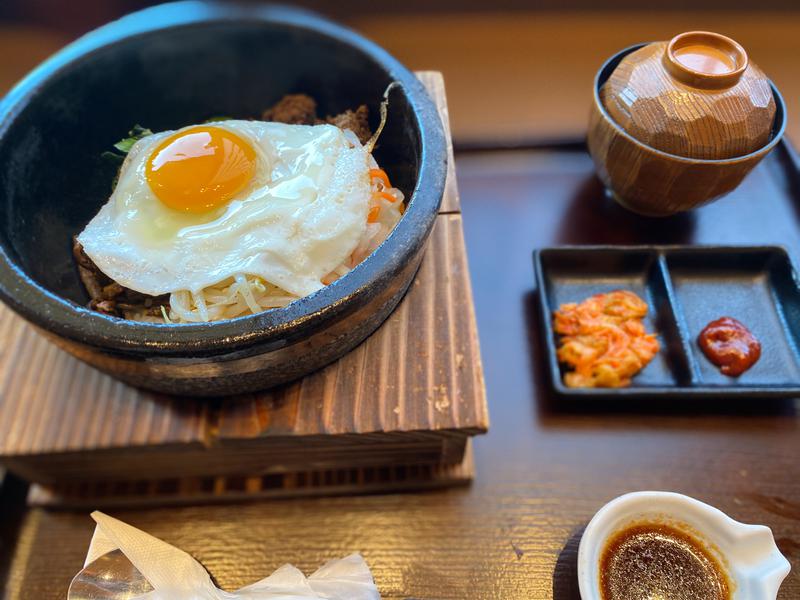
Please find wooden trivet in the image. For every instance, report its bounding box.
[28,442,474,509]
[0,72,488,504]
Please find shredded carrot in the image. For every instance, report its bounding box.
[367,205,381,223]
[376,190,397,203]
[553,290,659,388]
[369,168,391,188]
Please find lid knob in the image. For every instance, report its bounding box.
[664,31,748,89]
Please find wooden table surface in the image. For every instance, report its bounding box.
[1,11,800,600]
[4,147,800,600]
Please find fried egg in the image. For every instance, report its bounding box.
[78,120,371,299]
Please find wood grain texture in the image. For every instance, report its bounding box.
[0,72,488,485]
[587,77,780,216]
[602,41,776,160]
[217,211,485,439]
[417,71,459,213]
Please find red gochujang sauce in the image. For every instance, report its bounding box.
[698,316,761,376]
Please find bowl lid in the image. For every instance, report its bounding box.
[664,31,749,89]
[600,31,777,160]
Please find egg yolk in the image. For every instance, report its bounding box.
[145,126,256,213]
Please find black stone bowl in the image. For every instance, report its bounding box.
[0,2,447,396]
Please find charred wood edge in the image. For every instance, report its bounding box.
[0,471,29,584]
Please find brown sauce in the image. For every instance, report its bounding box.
[599,523,731,600]
[698,316,761,376]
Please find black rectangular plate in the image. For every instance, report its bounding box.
[534,246,800,399]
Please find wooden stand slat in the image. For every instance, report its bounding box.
[0,72,487,503]
[28,442,474,510]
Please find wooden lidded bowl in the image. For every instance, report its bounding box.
[603,32,776,160]
[588,33,786,216]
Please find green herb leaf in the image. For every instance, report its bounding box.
[100,150,125,165]
[112,124,153,154]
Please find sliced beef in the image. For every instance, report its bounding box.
[261,94,317,125]
[325,104,371,145]
[263,95,372,143]
[73,238,168,318]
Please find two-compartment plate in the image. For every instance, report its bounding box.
[534,246,800,399]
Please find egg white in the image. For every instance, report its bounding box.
[78,120,371,298]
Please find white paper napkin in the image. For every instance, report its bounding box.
[89,511,381,600]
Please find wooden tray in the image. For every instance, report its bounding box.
[0,72,488,502]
